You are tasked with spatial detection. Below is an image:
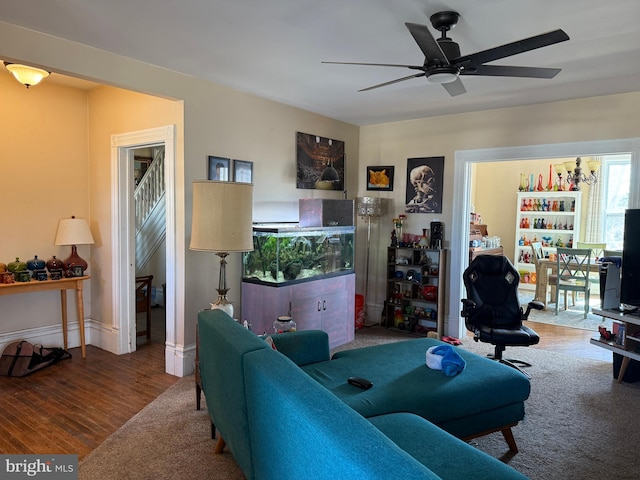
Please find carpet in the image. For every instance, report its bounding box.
[80,328,640,480]
[78,376,244,480]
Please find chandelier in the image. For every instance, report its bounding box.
[563,157,599,191]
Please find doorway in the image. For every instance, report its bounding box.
[111,126,180,374]
[133,145,166,347]
[449,138,640,339]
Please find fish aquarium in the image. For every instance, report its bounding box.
[242,223,355,286]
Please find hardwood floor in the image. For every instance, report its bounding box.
[0,309,611,460]
[0,307,175,460]
[525,320,611,362]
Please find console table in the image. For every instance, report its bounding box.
[591,307,640,383]
[0,276,89,358]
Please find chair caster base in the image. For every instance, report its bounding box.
[487,355,531,378]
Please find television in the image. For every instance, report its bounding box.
[620,209,640,311]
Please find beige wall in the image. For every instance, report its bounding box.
[0,71,90,333]
[0,72,180,344]
[472,157,595,264]
[86,86,183,330]
[2,19,639,356]
[359,94,640,335]
[0,21,360,370]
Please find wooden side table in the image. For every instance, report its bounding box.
[0,276,90,358]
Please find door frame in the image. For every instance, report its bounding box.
[111,125,180,373]
[449,137,640,339]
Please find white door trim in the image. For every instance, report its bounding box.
[449,137,640,338]
[111,125,181,374]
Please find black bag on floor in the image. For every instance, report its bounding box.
[0,340,72,377]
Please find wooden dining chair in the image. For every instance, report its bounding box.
[576,241,607,288]
[530,242,555,309]
[135,275,154,340]
[576,242,606,262]
[554,248,592,319]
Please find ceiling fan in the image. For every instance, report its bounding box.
[323,11,569,96]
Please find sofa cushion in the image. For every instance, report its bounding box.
[268,330,330,366]
[369,413,529,480]
[243,348,443,480]
[303,337,530,438]
[197,309,269,479]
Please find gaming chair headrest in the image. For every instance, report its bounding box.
[466,255,516,278]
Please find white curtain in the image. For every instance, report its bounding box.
[584,156,603,242]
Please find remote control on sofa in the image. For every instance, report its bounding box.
[348,376,373,389]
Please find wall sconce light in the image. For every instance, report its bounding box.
[564,157,599,191]
[4,62,50,88]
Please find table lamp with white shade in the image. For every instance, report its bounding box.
[189,180,254,318]
[54,215,95,275]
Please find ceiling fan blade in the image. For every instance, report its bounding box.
[322,61,424,70]
[454,29,569,67]
[462,64,562,79]
[405,22,448,64]
[358,72,426,92]
[442,78,466,97]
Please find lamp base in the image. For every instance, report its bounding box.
[211,295,234,318]
[63,245,88,274]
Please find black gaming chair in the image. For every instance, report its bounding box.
[461,255,543,377]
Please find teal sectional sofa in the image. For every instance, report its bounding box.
[198,309,529,480]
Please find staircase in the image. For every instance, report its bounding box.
[135,147,165,271]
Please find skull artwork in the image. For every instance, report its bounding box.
[406,165,439,213]
[410,165,435,200]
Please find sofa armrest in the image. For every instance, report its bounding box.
[269,330,330,366]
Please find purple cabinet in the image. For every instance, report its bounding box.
[241,273,355,349]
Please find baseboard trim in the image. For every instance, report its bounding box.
[86,320,121,354]
[0,320,89,353]
[166,342,196,377]
[0,321,195,378]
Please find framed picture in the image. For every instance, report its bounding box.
[405,156,445,214]
[233,160,253,183]
[296,132,345,190]
[134,156,152,186]
[208,156,231,181]
[366,166,394,191]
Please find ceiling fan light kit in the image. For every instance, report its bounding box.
[426,70,458,84]
[323,10,570,96]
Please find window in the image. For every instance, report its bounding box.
[602,154,631,251]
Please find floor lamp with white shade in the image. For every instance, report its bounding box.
[189,180,254,318]
[356,197,388,327]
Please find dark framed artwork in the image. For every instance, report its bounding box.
[233,160,253,183]
[208,156,231,181]
[366,166,394,191]
[405,156,444,214]
[134,156,152,186]
[296,132,345,190]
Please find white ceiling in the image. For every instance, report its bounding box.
[1,0,640,126]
